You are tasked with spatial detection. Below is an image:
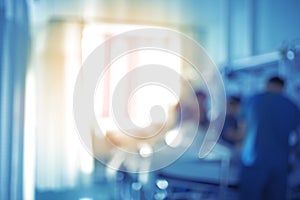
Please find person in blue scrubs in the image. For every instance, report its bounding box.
[239,76,300,200]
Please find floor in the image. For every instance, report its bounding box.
[35,159,300,200]
[32,131,300,200]
[35,163,240,200]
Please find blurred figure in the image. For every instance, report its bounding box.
[239,76,300,200]
[174,89,209,129]
[170,89,209,159]
[196,90,209,129]
[221,95,244,148]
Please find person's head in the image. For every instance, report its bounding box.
[195,90,207,105]
[227,95,241,115]
[265,76,285,93]
[195,90,209,126]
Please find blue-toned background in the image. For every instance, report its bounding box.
[1,1,300,200]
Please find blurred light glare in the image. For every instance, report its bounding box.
[287,50,295,60]
[84,24,182,132]
[165,129,182,148]
[156,179,169,190]
[139,144,153,157]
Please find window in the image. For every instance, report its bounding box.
[82,23,182,135]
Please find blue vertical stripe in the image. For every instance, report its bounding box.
[0,0,29,199]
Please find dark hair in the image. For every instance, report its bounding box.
[267,76,285,87]
[228,95,241,105]
[195,90,207,99]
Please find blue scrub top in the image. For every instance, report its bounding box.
[241,92,300,166]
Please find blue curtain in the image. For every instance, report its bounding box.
[0,0,30,199]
